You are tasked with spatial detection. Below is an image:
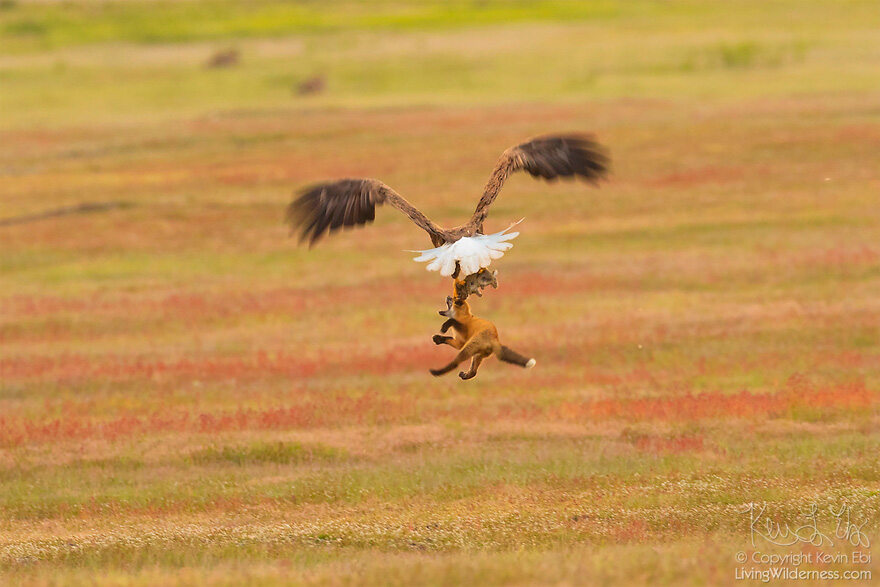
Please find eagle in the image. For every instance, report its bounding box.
[287,133,610,278]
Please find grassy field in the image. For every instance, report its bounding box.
[2,1,880,585]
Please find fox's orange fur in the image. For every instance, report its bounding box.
[430,295,535,380]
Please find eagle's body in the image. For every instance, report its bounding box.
[411,220,521,277]
[287,133,610,278]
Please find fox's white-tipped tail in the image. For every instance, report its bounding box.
[411,220,522,277]
[525,358,536,369]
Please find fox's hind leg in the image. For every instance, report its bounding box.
[429,349,472,376]
[458,353,488,380]
[430,339,482,376]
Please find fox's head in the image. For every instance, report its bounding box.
[439,296,472,321]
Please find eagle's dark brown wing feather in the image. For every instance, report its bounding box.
[469,133,610,229]
[287,178,446,246]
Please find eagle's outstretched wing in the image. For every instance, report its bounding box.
[287,178,447,246]
[469,134,610,229]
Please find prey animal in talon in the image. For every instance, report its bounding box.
[430,296,535,380]
[454,268,498,302]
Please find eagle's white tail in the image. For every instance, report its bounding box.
[411,220,522,277]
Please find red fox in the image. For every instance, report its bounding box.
[430,296,535,380]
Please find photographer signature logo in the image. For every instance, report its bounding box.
[742,502,871,548]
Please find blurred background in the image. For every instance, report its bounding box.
[3,1,880,125]
[1,1,879,585]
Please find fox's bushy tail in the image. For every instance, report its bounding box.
[498,345,536,369]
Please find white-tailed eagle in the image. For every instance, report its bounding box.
[287,133,610,277]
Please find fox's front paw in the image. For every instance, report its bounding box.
[429,368,443,377]
[459,371,475,380]
[432,334,447,345]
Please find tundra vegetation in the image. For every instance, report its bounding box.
[1,1,879,585]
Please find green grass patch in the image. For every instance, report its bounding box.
[188,441,347,466]
[0,0,629,51]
